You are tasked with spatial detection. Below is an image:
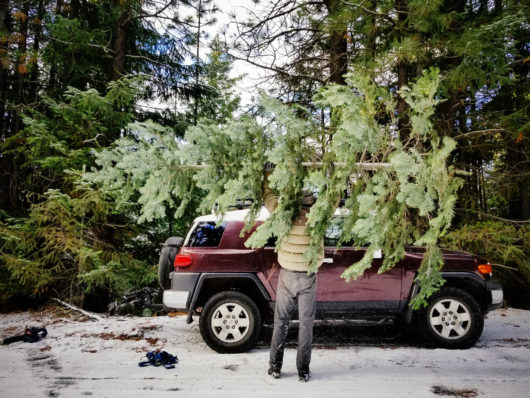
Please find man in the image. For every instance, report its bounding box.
[263,168,323,382]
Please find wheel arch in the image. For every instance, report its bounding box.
[442,274,489,313]
[187,273,272,324]
[404,272,489,324]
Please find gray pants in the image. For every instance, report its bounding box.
[269,268,317,373]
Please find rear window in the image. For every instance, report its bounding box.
[186,222,226,247]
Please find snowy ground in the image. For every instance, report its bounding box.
[0,307,528,398]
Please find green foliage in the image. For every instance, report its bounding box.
[41,14,110,92]
[3,77,144,199]
[3,0,527,312]
[442,221,530,308]
[193,36,242,123]
[316,68,461,308]
[83,119,201,225]
[184,116,267,227]
[141,67,459,308]
[0,188,156,305]
[444,10,524,92]
[0,78,163,307]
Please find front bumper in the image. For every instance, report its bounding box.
[486,280,504,311]
[162,272,200,311]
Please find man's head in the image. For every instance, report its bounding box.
[301,189,315,207]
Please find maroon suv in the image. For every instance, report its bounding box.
[159,207,503,353]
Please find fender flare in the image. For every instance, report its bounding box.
[403,272,487,323]
[186,273,271,324]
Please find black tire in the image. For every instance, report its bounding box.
[418,287,484,349]
[157,237,183,290]
[199,291,262,353]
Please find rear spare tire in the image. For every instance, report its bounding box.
[158,237,183,290]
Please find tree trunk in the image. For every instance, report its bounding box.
[193,0,202,125]
[111,0,129,80]
[494,0,503,15]
[70,0,80,19]
[0,0,10,135]
[48,0,64,96]
[324,0,348,85]
[396,0,410,143]
[30,0,45,102]
[14,2,29,134]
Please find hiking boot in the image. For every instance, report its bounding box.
[268,367,281,379]
[298,370,310,382]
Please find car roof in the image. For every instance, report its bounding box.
[193,207,270,223]
[193,206,348,224]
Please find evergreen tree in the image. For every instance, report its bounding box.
[0,0,210,212]
[0,79,156,307]
[86,69,459,308]
[232,1,529,220]
[230,0,350,106]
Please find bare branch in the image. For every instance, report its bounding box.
[453,129,508,139]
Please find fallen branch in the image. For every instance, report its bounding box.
[52,298,105,322]
[491,263,520,271]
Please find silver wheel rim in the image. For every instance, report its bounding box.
[210,302,251,343]
[429,298,472,340]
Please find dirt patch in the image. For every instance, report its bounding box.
[80,331,163,347]
[503,338,528,343]
[431,385,478,398]
[28,352,62,372]
[40,345,52,352]
[168,311,187,317]
[145,337,160,345]
[82,332,144,341]
[139,325,162,332]
[1,326,21,336]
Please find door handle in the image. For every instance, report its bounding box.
[322,258,333,263]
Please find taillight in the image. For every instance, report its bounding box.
[478,263,492,275]
[174,254,193,268]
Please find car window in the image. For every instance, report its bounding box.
[186,222,226,247]
[265,235,277,247]
[324,217,353,247]
[262,218,353,247]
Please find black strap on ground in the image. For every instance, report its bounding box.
[2,327,48,345]
[138,351,178,369]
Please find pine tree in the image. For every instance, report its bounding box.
[86,68,460,308]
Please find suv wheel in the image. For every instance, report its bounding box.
[419,287,483,349]
[199,291,262,353]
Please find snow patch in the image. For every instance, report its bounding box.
[1,308,529,397]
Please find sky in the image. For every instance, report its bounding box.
[208,0,269,107]
[140,0,265,113]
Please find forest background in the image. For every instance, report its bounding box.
[0,0,528,311]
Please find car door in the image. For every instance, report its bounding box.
[261,218,402,315]
[316,218,402,315]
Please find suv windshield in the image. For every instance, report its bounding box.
[186,222,226,247]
